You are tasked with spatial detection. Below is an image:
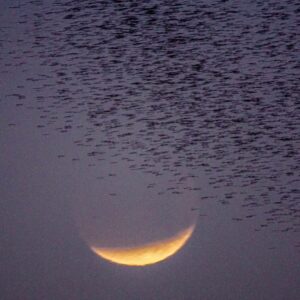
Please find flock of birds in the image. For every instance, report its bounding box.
[1,0,299,249]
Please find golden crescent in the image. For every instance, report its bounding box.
[89,224,195,266]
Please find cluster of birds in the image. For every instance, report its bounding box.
[1,0,299,249]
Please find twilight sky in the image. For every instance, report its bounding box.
[0,1,299,299]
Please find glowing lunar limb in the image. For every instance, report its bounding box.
[89,224,195,266]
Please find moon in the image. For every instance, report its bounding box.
[73,169,199,267]
[89,223,196,266]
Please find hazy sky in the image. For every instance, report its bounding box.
[1,1,299,299]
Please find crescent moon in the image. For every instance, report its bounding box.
[89,224,196,266]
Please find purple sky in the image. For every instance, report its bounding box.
[1,1,299,299]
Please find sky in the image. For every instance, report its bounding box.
[0,1,299,299]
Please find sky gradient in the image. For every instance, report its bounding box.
[1,1,299,299]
